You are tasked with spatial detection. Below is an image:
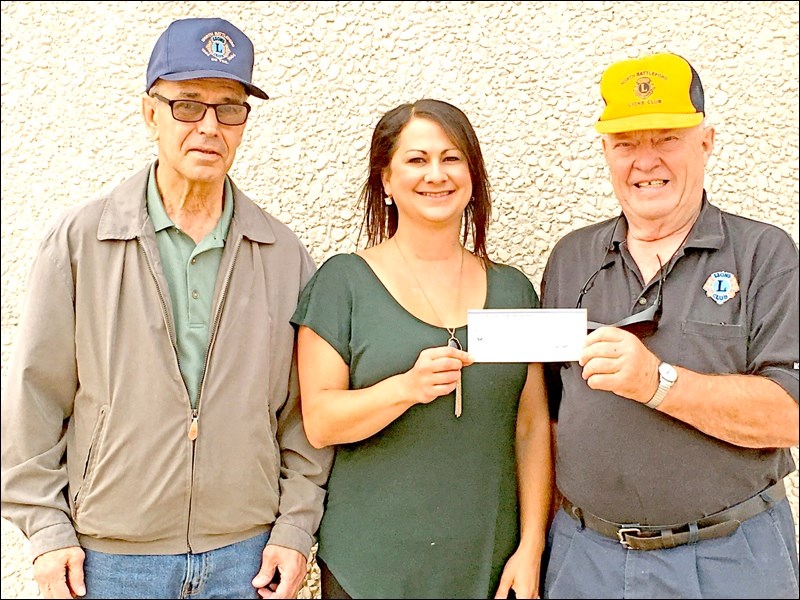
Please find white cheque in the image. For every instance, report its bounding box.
[467,309,587,363]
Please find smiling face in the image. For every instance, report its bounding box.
[142,78,248,188]
[602,124,715,229]
[381,117,473,230]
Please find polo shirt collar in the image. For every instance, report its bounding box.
[683,192,724,251]
[145,161,234,241]
[97,163,277,244]
[611,190,724,255]
[146,162,172,233]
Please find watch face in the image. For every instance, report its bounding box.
[659,362,677,382]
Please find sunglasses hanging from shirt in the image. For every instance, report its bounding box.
[575,218,665,339]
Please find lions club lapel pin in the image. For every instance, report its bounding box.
[703,271,740,305]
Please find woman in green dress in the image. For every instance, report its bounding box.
[291,99,552,599]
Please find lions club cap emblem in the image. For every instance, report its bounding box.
[703,271,739,305]
[202,31,236,64]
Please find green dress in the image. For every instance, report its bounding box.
[291,253,539,599]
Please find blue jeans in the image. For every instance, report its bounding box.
[543,498,799,599]
[83,532,269,599]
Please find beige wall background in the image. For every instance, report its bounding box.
[1,1,798,597]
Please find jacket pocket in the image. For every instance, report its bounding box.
[73,405,108,516]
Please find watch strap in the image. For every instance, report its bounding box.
[646,362,676,409]
[645,386,669,409]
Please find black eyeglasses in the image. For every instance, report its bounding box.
[575,251,664,339]
[151,93,251,126]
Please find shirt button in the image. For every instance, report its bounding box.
[191,258,197,265]
[638,297,648,305]
[192,290,199,300]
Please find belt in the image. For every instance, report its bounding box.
[561,480,785,551]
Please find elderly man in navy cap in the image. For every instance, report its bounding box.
[1,17,333,599]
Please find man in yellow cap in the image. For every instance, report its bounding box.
[540,52,799,598]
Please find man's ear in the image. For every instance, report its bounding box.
[142,94,159,141]
[600,135,610,160]
[701,125,715,166]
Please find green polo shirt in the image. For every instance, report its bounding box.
[146,162,234,408]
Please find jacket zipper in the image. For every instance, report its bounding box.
[194,235,243,418]
[184,236,243,551]
[139,236,195,551]
[188,409,198,441]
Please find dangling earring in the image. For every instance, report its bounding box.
[384,195,393,206]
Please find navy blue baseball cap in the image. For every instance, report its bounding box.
[146,18,269,99]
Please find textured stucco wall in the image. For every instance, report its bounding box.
[1,1,798,598]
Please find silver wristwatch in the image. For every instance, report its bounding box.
[645,362,678,409]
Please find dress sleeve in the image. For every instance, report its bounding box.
[491,262,540,309]
[528,275,540,309]
[291,254,357,365]
[518,266,540,309]
[539,256,565,419]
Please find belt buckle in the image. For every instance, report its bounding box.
[617,527,642,549]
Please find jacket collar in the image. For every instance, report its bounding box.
[97,163,277,244]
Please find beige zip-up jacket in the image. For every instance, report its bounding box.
[1,165,334,559]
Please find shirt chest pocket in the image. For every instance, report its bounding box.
[680,320,747,374]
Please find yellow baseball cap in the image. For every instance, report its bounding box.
[595,53,704,133]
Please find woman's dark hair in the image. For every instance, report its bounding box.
[358,99,491,260]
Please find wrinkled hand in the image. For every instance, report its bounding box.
[252,545,307,599]
[33,546,85,599]
[404,346,473,405]
[579,326,659,403]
